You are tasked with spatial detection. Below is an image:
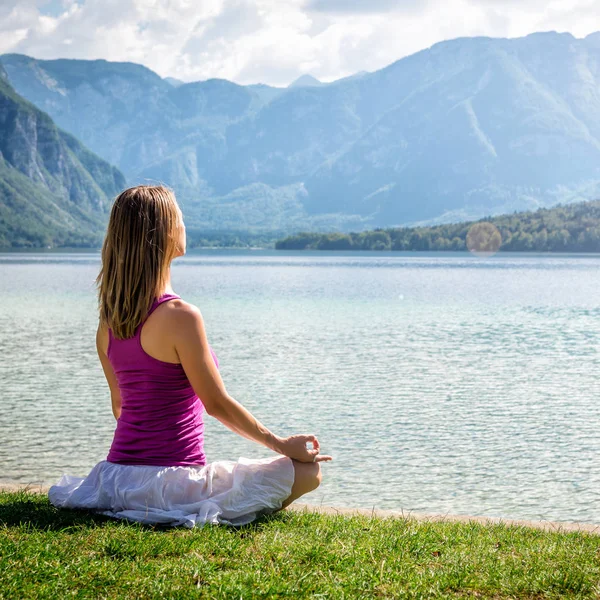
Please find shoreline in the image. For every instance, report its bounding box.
[2,483,598,536]
[289,503,600,535]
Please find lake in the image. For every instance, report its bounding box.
[1,250,600,523]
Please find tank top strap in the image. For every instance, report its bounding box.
[146,293,181,320]
[107,294,181,355]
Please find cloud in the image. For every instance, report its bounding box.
[304,0,425,14]
[0,0,599,86]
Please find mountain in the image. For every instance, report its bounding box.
[3,31,600,233]
[288,74,324,88]
[246,83,285,105]
[304,32,600,224]
[0,72,125,247]
[164,76,184,87]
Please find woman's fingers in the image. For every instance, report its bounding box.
[304,434,320,451]
[283,434,331,462]
[314,454,333,462]
[305,434,319,449]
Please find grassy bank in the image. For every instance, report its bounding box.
[1,491,599,599]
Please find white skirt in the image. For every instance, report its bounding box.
[48,456,295,528]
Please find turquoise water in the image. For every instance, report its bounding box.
[1,250,600,522]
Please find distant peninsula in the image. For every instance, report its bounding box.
[275,201,600,253]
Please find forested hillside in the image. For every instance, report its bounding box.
[275,201,600,252]
[0,71,125,247]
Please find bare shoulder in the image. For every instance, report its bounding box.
[159,300,210,352]
[161,299,205,330]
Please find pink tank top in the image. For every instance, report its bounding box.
[106,293,218,466]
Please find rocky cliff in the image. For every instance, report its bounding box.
[0,74,125,247]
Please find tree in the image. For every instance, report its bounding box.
[316,233,354,250]
[360,231,391,250]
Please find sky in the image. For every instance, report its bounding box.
[1,0,599,86]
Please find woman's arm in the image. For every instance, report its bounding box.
[96,325,122,420]
[171,302,331,463]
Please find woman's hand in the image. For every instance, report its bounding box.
[275,434,333,463]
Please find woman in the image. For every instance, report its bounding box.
[49,185,332,527]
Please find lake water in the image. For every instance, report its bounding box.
[1,250,600,523]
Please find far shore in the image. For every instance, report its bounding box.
[3,482,598,536]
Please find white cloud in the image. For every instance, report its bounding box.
[304,0,427,14]
[1,0,599,86]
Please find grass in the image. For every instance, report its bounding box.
[1,491,599,599]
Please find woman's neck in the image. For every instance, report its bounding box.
[160,270,175,296]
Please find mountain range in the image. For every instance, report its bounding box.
[0,63,124,247]
[2,31,600,244]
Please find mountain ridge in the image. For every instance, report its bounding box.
[2,31,600,233]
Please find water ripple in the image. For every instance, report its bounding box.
[1,251,600,523]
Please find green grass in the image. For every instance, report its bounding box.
[1,491,599,599]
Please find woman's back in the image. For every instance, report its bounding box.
[106,293,216,466]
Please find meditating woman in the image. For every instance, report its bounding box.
[49,185,331,527]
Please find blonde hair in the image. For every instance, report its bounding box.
[96,185,182,340]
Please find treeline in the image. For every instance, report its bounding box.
[275,201,600,252]
[187,229,281,249]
